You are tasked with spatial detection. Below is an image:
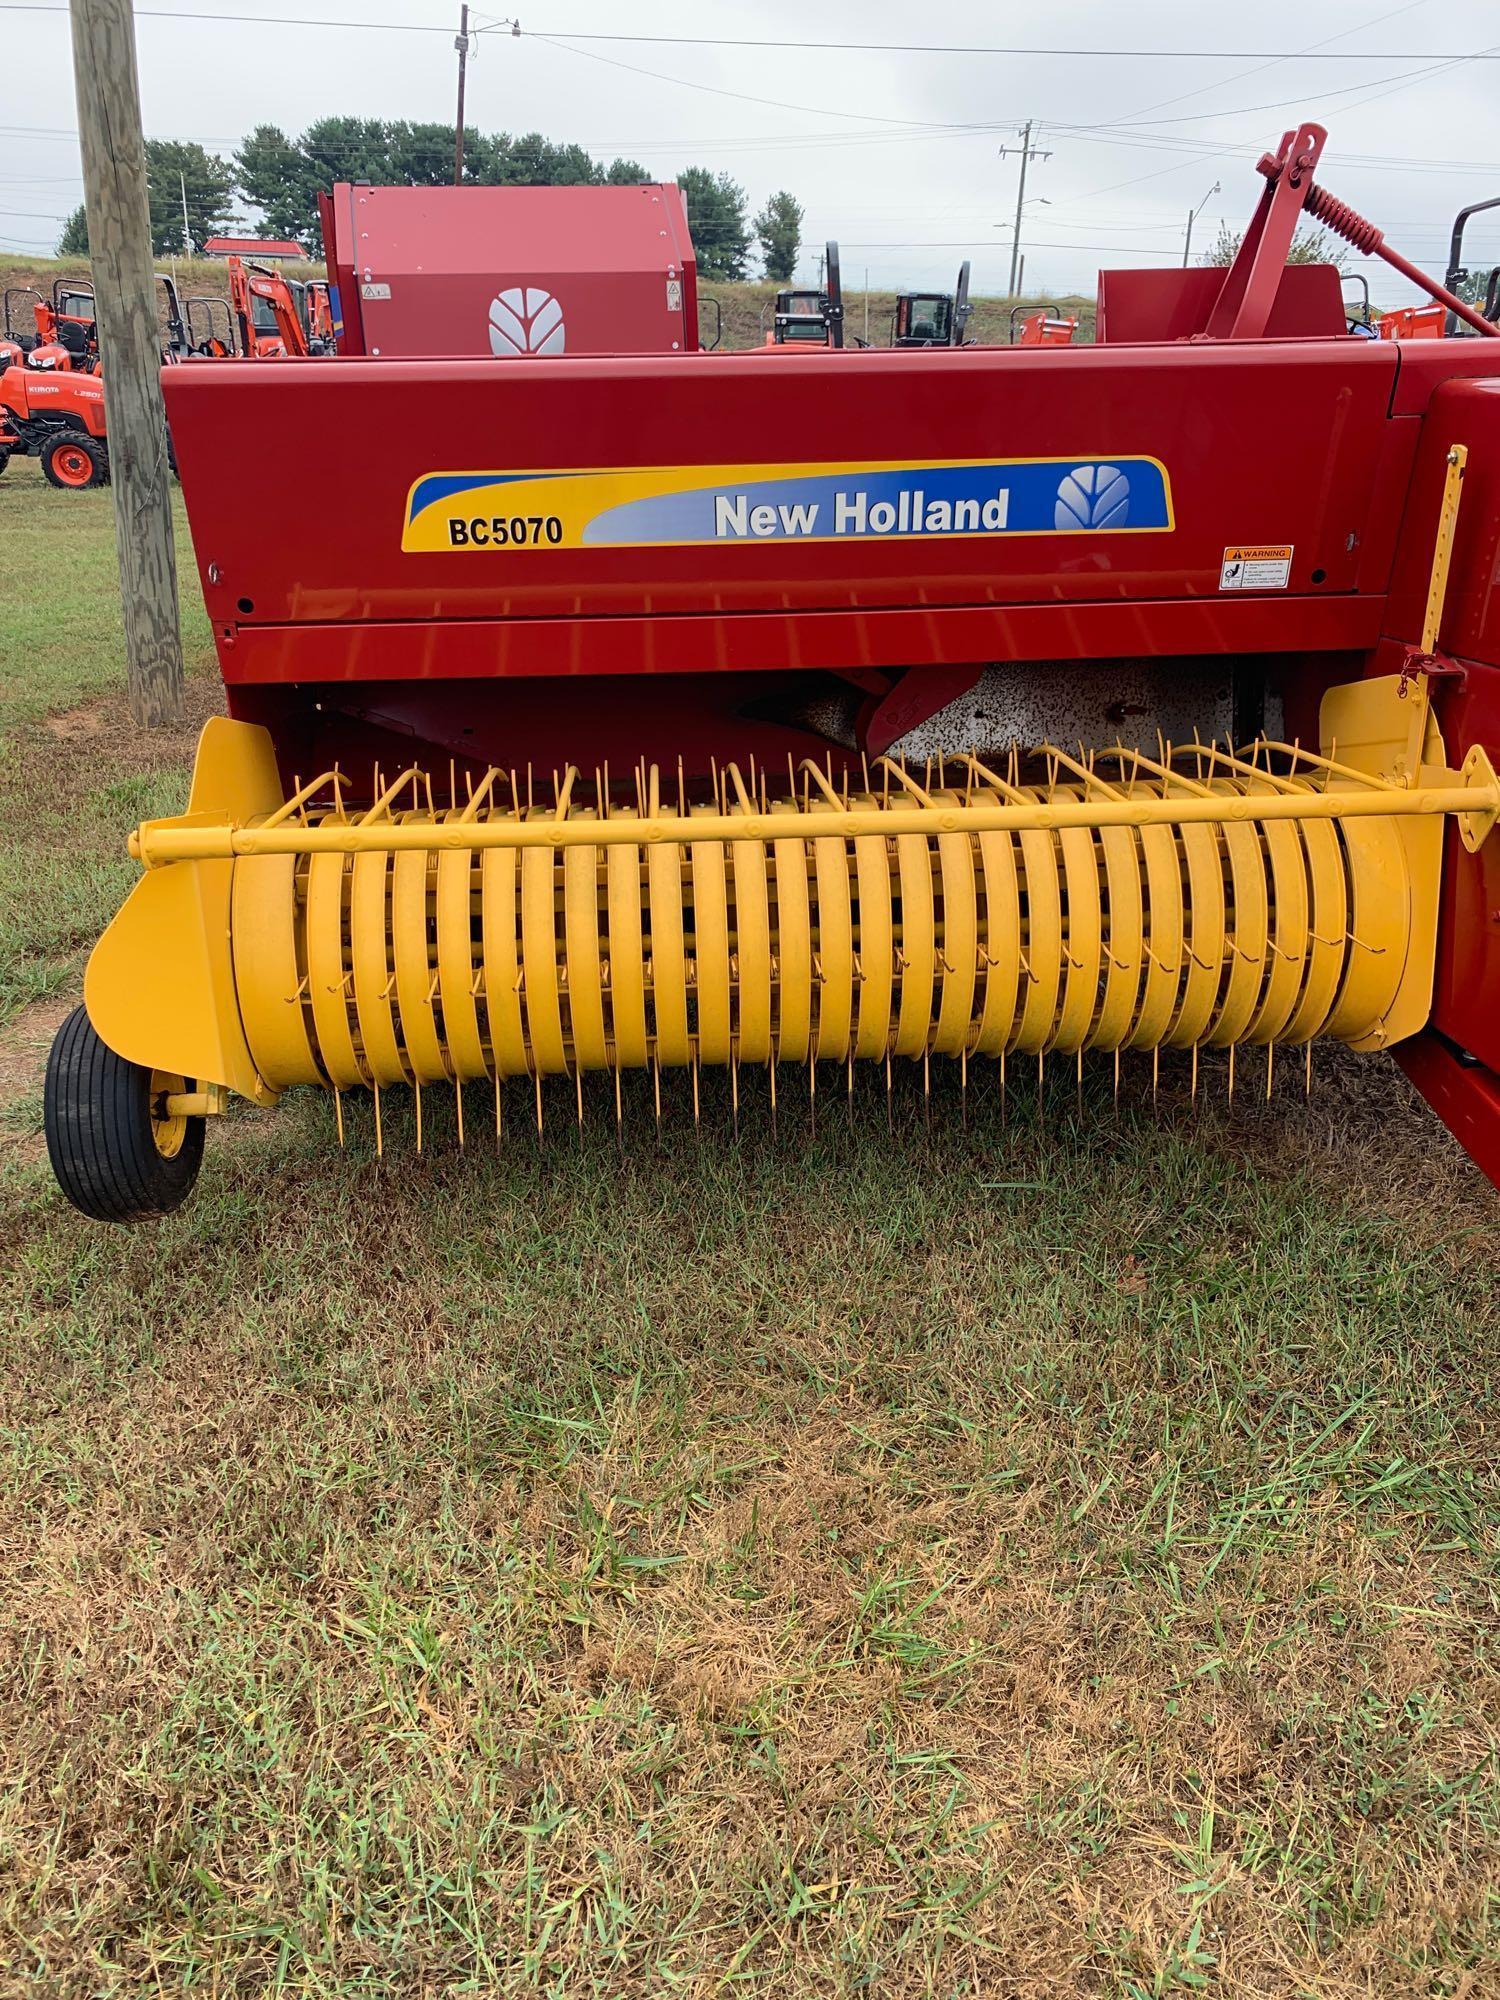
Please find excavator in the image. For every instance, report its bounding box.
[227,257,331,358]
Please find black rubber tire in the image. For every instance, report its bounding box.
[44,1005,204,1223]
[39,428,107,489]
[0,448,9,478]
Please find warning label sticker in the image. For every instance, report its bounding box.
[1220,544,1293,590]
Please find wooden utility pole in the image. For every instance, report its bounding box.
[69,0,183,727]
[998,121,1052,299]
[453,3,470,184]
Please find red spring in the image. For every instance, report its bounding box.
[1303,182,1383,254]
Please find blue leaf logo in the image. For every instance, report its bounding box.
[1055,464,1131,530]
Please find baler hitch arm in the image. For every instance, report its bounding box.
[1257,132,1500,339]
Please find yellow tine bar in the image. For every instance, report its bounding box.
[730,823,773,1065]
[393,834,450,1083]
[1322,811,1408,1042]
[1243,814,1309,1045]
[1051,801,1103,1055]
[136,768,1499,868]
[771,808,813,1063]
[890,831,935,1059]
[690,809,733,1066]
[851,826,895,1060]
[436,841,487,1081]
[646,824,691,1068]
[810,806,854,1061]
[1124,822,1183,1050]
[520,840,568,1076]
[1012,819,1064,1054]
[929,794,977,1057]
[1164,820,1225,1049]
[233,852,325,1087]
[306,845,365,1090]
[970,825,1021,1057]
[564,817,610,1070]
[1091,820,1143,1050]
[480,846,529,1078]
[605,818,649,1069]
[350,849,408,1087]
[1205,781,1270,1050]
[1282,803,1349,1044]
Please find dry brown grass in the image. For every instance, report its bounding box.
[1,1026,1497,1994]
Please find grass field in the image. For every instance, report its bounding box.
[0,456,1497,1995]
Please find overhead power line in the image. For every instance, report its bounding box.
[3,4,1499,57]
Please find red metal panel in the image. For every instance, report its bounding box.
[1095,263,1346,345]
[1428,661,1500,1075]
[1381,379,1500,665]
[1395,1035,1500,1193]
[320,186,361,353]
[166,338,1414,665]
[1375,379,1500,1084]
[1387,341,1500,418]
[322,181,696,358]
[214,596,1387,688]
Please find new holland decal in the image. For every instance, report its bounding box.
[401,456,1174,552]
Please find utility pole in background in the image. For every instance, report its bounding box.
[999,121,1051,297]
[68,0,183,727]
[1183,180,1221,267]
[453,2,470,184]
[178,171,191,254]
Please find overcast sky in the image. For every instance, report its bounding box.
[4,0,1498,303]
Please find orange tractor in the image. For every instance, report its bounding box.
[0,365,110,486]
[0,279,102,373]
[0,274,191,487]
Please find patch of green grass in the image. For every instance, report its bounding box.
[0,455,216,727]
[0,455,218,1021]
[0,709,205,1025]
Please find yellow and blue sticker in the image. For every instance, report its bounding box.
[401,456,1173,552]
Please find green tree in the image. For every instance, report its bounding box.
[299,118,390,193]
[1201,221,1346,269]
[753,189,802,283]
[145,139,237,254]
[385,121,463,186]
[604,157,652,185]
[496,132,602,186]
[58,204,89,255]
[1450,264,1497,307]
[678,167,750,279]
[290,119,391,253]
[234,124,314,245]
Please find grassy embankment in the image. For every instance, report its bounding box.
[0,251,1095,349]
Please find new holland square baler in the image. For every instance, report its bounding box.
[43,125,1500,1218]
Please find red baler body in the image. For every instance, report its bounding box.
[320,181,699,359]
[158,129,1500,1185]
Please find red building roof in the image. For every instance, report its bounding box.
[201,235,304,258]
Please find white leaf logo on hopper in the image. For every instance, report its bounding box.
[488,286,566,357]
